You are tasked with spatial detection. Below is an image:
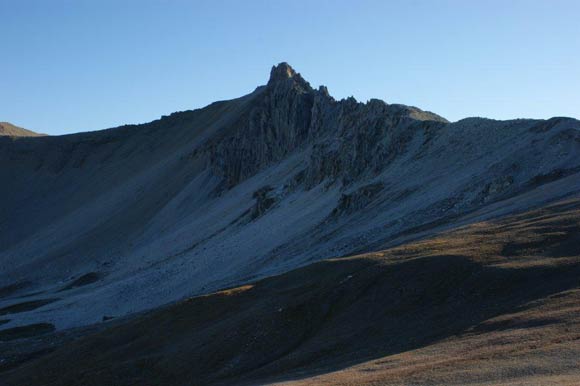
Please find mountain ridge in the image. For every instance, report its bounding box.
[0,63,579,335]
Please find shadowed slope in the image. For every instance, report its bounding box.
[4,197,580,386]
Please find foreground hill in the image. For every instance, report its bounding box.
[3,196,580,385]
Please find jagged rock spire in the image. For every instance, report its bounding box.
[267,62,312,91]
[269,62,296,82]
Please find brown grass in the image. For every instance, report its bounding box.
[4,198,580,385]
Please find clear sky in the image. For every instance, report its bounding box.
[1,0,579,135]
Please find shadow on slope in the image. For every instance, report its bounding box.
[4,198,580,386]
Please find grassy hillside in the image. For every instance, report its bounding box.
[0,122,44,137]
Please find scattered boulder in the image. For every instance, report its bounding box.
[251,186,277,220]
[332,182,384,217]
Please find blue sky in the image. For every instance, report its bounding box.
[1,0,579,135]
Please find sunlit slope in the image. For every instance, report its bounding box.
[0,122,44,137]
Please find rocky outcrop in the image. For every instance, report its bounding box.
[251,186,277,219]
[201,63,447,192]
[331,182,384,217]
[303,100,446,188]
[203,63,317,189]
[476,176,515,204]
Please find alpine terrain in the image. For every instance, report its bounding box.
[1,63,579,385]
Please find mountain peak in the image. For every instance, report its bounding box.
[267,62,312,91]
[269,62,297,82]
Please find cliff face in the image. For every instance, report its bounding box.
[1,63,580,332]
[202,63,317,188]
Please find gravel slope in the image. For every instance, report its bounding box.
[3,196,580,385]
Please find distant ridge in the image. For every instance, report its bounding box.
[0,121,45,137]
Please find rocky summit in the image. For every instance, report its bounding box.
[1,63,580,385]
